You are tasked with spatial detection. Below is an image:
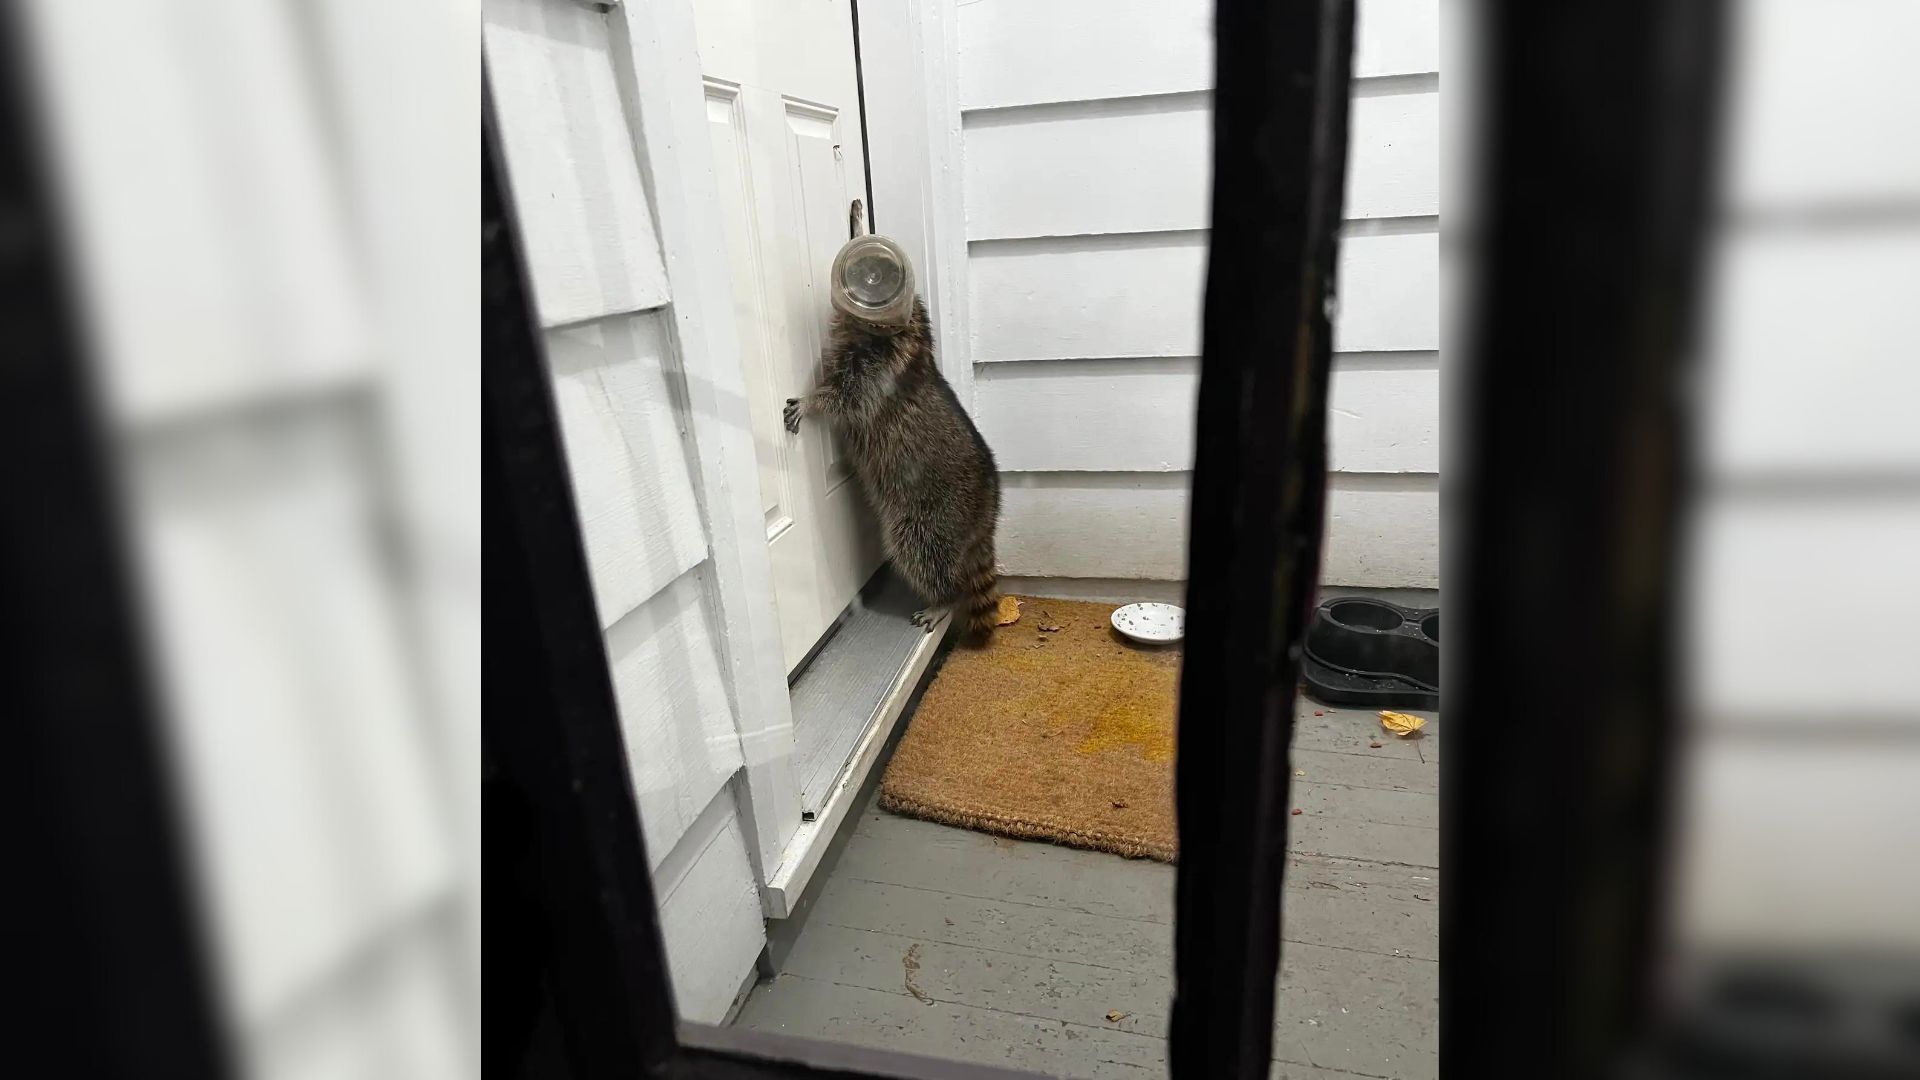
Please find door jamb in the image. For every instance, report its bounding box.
[848,0,974,407]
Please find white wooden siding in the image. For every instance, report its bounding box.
[544,312,711,626]
[1688,498,1920,718]
[1000,473,1438,587]
[31,0,371,426]
[1702,224,1920,475]
[488,0,774,1023]
[957,0,1439,109]
[1673,742,1920,951]
[653,787,768,1023]
[32,0,477,1068]
[954,0,1440,589]
[484,0,671,327]
[976,358,1437,475]
[133,413,454,1026]
[1670,0,1920,954]
[963,86,1438,238]
[605,566,747,867]
[968,226,1439,363]
[1723,0,1920,214]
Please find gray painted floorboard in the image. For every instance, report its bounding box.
[736,699,1440,1079]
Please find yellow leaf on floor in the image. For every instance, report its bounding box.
[1379,710,1427,737]
[995,595,1022,625]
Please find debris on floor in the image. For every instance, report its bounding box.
[1369,740,1384,749]
[1379,710,1427,737]
[994,595,1022,626]
[1105,1010,1129,1023]
[1037,610,1063,632]
[902,943,933,1005]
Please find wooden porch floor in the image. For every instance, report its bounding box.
[734,697,1440,1079]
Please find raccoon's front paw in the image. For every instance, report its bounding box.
[783,397,802,433]
[911,608,941,632]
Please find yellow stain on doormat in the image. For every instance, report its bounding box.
[1077,699,1176,762]
[1379,710,1427,737]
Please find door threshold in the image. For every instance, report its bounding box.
[764,570,948,917]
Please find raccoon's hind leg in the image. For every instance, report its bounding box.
[893,532,998,640]
[891,538,959,635]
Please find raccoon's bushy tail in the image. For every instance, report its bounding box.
[960,540,1000,641]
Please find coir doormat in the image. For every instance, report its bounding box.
[878,597,1179,861]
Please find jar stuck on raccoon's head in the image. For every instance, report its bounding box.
[829,233,915,329]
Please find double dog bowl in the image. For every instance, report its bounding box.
[1301,597,1438,710]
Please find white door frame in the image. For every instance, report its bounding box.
[851,0,974,407]
[607,0,967,913]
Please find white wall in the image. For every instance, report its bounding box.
[485,0,770,1023]
[1672,0,1920,954]
[27,0,477,1073]
[949,0,1440,590]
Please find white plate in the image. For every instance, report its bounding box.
[1111,602,1185,644]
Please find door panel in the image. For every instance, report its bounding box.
[696,0,882,674]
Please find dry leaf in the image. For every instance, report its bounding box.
[1379,710,1427,737]
[1106,1010,1128,1023]
[995,595,1022,626]
[902,944,932,1005]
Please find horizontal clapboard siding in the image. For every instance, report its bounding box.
[1704,223,1920,475]
[489,0,770,1022]
[1724,0,1920,213]
[999,473,1438,588]
[964,84,1437,238]
[958,0,1438,109]
[1673,0,1920,956]
[1689,496,1920,717]
[604,564,746,870]
[484,0,671,326]
[976,357,1438,474]
[958,0,1441,589]
[543,311,710,626]
[969,224,1439,362]
[654,789,767,1024]
[1675,741,1920,951]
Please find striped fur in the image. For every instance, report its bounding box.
[785,298,1002,640]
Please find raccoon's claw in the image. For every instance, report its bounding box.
[782,398,802,433]
[911,608,940,632]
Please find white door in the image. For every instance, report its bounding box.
[696,0,884,674]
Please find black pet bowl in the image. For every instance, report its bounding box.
[1301,597,1438,710]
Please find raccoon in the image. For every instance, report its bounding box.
[783,298,1003,640]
